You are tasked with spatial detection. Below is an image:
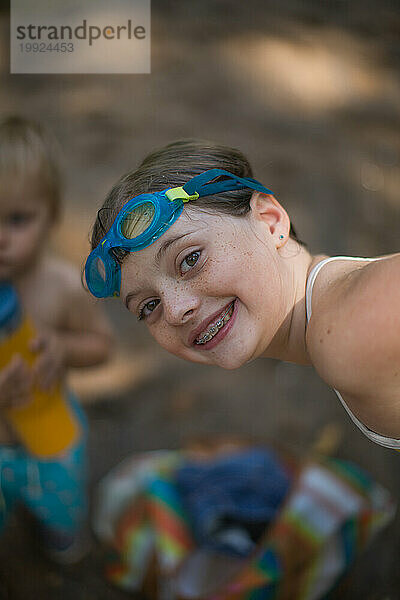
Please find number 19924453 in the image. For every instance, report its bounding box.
[19,42,74,52]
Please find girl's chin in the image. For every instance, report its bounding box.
[190,348,251,370]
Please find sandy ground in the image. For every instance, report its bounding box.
[0,1,400,598]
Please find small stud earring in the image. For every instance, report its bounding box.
[279,234,284,239]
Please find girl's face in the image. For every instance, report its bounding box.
[120,193,291,369]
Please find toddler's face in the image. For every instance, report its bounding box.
[0,181,51,280]
[120,195,292,369]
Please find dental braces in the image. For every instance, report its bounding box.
[196,302,234,344]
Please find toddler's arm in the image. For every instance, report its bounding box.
[57,271,114,369]
[31,263,114,389]
[0,355,32,409]
[306,254,400,439]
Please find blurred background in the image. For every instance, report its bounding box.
[0,0,399,598]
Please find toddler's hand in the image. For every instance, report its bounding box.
[0,355,33,409]
[30,331,66,391]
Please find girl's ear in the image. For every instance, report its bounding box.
[249,192,290,247]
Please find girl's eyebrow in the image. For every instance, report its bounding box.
[154,230,197,267]
[124,290,140,309]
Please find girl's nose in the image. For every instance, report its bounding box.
[162,288,199,326]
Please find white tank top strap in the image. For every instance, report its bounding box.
[305,255,400,450]
[305,255,375,322]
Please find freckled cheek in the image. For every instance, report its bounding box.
[198,255,244,294]
[219,254,261,294]
[149,323,182,354]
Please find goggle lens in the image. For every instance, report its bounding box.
[87,255,108,295]
[120,201,156,240]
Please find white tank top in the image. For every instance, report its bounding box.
[305,255,400,450]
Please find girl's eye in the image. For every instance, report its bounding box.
[180,251,200,274]
[138,298,160,321]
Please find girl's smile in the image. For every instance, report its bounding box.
[191,298,237,349]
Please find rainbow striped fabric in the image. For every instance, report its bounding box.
[93,451,394,599]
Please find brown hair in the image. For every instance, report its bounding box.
[91,139,303,261]
[0,116,62,221]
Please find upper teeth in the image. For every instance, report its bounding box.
[195,303,234,344]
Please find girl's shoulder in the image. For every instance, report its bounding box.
[305,255,382,322]
[306,253,400,328]
[305,253,400,437]
[305,253,400,370]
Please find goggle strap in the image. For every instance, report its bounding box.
[183,168,273,198]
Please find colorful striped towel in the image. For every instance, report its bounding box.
[93,450,394,599]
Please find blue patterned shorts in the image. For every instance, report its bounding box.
[0,393,87,542]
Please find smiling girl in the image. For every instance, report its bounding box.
[86,139,400,449]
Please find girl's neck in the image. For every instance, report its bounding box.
[261,244,328,365]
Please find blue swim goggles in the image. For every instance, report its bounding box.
[85,168,273,298]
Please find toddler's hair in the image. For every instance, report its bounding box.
[91,139,303,260]
[0,116,62,221]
